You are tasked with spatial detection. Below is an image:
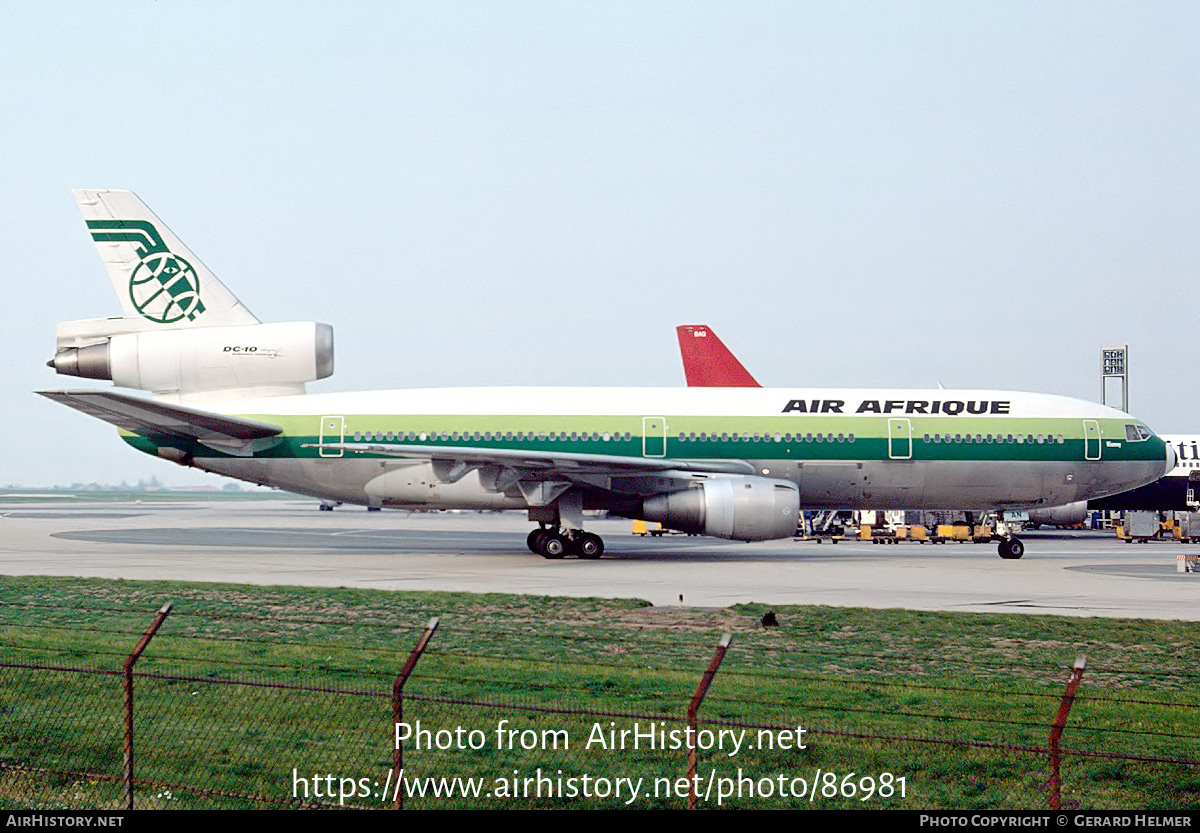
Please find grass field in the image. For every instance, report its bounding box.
[1,575,1197,809]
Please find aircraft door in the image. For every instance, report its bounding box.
[643,417,666,458]
[1083,420,1101,460]
[888,418,912,460]
[319,415,345,457]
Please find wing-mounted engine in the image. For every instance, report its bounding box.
[1026,500,1088,528]
[641,475,800,541]
[49,320,333,397]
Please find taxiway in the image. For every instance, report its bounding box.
[1,499,1196,619]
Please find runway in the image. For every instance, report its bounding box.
[1,498,1198,619]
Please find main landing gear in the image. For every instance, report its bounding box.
[997,536,1025,559]
[527,526,605,559]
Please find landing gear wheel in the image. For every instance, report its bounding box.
[573,532,604,559]
[540,532,568,559]
[527,528,548,554]
[998,537,1025,559]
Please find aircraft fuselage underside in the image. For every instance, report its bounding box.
[191,455,1161,515]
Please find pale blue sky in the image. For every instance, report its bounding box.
[2,2,1197,486]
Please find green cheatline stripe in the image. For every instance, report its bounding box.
[121,425,1166,464]
[238,412,1130,436]
[236,413,1163,461]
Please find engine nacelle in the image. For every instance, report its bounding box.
[1027,500,1088,528]
[50,321,334,395]
[641,476,800,541]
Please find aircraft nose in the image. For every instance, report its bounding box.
[1164,440,1177,474]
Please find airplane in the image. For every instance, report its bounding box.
[676,325,760,387]
[1027,436,1200,526]
[42,191,1174,562]
[1089,436,1200,511]
[674,324,1200,526]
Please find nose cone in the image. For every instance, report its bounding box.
[1163,439,1177,475]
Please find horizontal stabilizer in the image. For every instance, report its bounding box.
[39,390,281,448]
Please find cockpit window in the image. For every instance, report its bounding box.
[1125,424,1152,442]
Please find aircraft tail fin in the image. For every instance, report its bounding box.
[73,189,259,328]
[675,325,761,387]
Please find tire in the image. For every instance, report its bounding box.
[527,528,546,554]
[998,538,1025,559]
[541,533,567,559]
[574,533,604,559]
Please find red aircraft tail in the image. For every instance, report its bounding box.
[675,325,761,387]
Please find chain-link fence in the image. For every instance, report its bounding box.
[2,594,1197,810]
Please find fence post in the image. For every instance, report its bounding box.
[1048,654,1086,810]
[687,632,731,810]
[123,602,172,811]
[392,616,440,809]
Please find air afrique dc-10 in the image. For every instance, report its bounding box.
[43,190,1174,559]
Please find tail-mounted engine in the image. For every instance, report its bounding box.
[49,320,333,397]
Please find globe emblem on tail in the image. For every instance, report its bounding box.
[129,251,206,323]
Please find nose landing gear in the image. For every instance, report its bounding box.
[998,536,1025,559]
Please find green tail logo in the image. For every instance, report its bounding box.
[87,220,206,324]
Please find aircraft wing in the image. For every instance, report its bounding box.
[315,442,758,476]
[39,390,283,451]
